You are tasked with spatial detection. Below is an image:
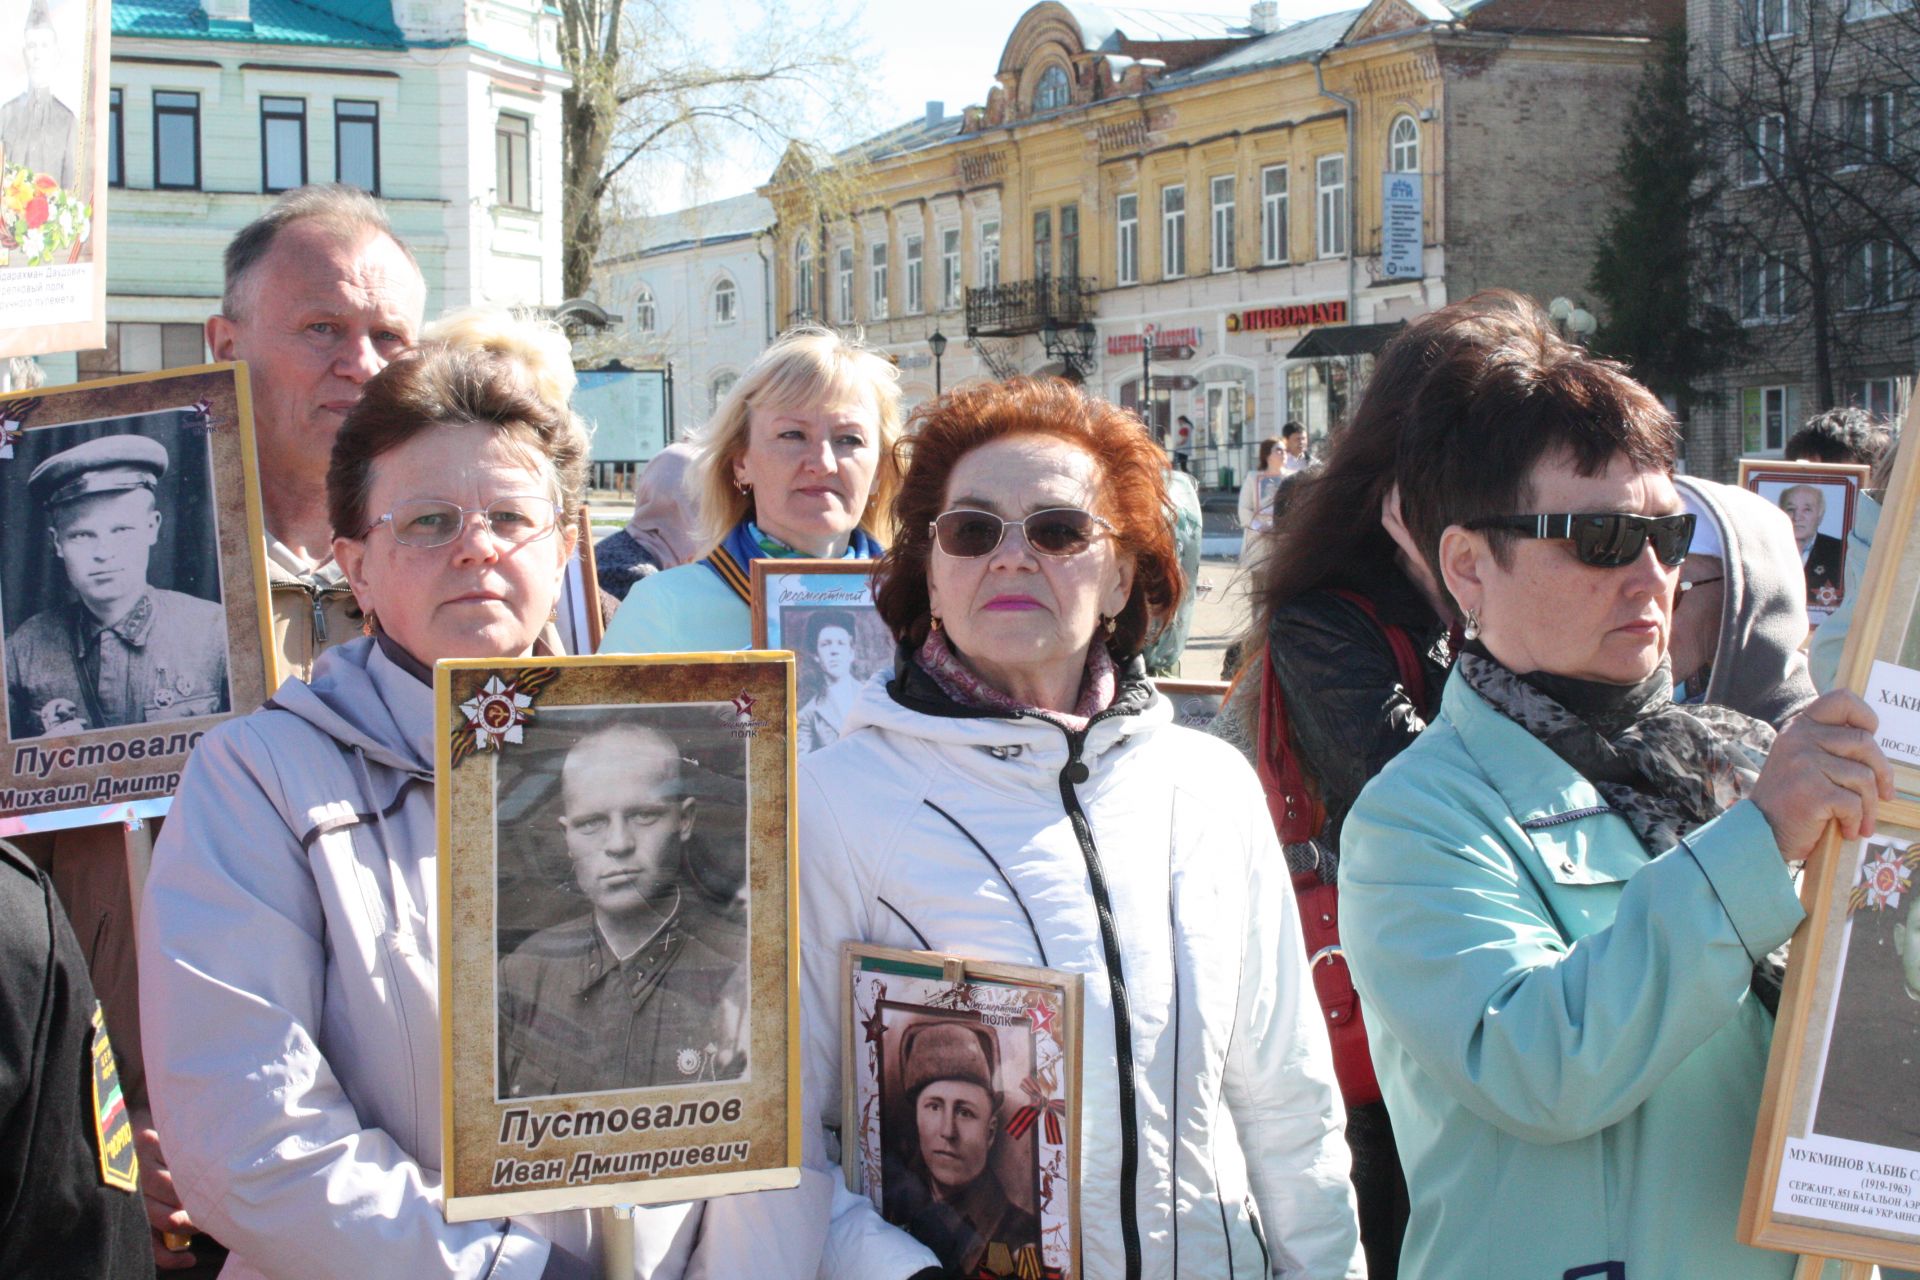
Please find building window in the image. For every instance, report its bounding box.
[1116,193,1139,285]
[836,246,854,321]
[1742,0,1796,40]
[107,322,206,375]
[1744,384,1792,452]
[1845,239,1899,309]
[711,372,739,413]
[495,113,531,209]
[713,275,737,325]
[107,89,123,187]
[1316,154,1347,259]
[941,228,962,308]
[794,239,815,318]
[260,96,307,193]
[1035,64,1070,112]
[1161,184,1186,279]
[1740,254,1790,320]
[153,91,201,190]
[870,242,889,319]
[979,219,1000,288]
[1059,204,1079,279]
[1033,208,1053,280]
[1846,0,1899,16]
[1846,90,1897,164]
[1210,175,1235,273]
[336,100,379,193]
[633,284,656,333]
[904,234,924,313]
[1845,377,1902,418]
[1744,113,1786,185]
[1389,115,1420,173]
[1261,164,1288,264]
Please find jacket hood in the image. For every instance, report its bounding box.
[264,635,434,778]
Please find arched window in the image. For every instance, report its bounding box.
[794,238,815,317]
[1389,115,1420,173]
[1035,64,1071,112]
[633,284,656,333]
[712,275,737,325]
[711,372,738,413]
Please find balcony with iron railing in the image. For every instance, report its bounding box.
[964,275,1098,338]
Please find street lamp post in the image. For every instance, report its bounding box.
[928,329,947,396]
[1547,296,1597,345]
[1141,323,1157,438]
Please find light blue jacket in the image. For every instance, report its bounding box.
[1341,669,1805,1280]
[597,562,749,654]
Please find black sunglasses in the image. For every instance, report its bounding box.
[929,507,1114,558]
[1467,512,1697,568]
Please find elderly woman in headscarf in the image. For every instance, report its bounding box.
[594,441,702,601]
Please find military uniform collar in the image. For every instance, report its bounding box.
[579,888,684,997]
[74,590,155,652]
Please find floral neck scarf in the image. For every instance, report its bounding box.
[914,627,1117,732]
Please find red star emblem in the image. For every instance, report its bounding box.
[1030,1001,1058,1038]
[861,1005,887,1045]
[731,691,755,718]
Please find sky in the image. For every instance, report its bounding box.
[659,0,1361,208]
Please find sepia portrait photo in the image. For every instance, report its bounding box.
[845,944,1081,1280]
[750,559,882,754]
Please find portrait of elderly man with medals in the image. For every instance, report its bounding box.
[6,433,229,741]
[496,716,750,1098]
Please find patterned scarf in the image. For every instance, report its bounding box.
[915,627,1117,732]
[1458,650,1785,1010]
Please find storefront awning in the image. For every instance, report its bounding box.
[1285,321,1406,360]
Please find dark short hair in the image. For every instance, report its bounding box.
[328,343,589,542]
[874,378,1183,659]
[806,608,859,652]
[1395,294,1678,593]
[1281,421,1306,439]
[222,185,419,321]
[1786,407,1891,467]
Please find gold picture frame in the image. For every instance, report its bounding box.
[1736,458,1873,625]
[437,652,802,1220]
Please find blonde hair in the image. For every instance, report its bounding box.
[691,325,905,551]
[423,306,580,420]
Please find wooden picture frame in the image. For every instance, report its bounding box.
[0,364,273,829]
[1736,458,1872,624]
[555,507,603,657]
[1152,678,1230,732]
[437,652,802,1220]
[1742,399,1920,1268]
[843,942,1083,1280]
[749,559,883,755]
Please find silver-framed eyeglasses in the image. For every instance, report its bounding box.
[929,507,1114,558]
[362,496,562,548]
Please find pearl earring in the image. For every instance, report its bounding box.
[1463,607,1481,642]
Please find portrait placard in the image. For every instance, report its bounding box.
[843,942,1082,1280]
[1737,459,1871,624]
[0,364,273,828]
[437,653,801,1220]
[1153,679,1229,732]
[1,0,110,357]
[749,558,882,755]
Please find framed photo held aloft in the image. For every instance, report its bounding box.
[436,652,802,1221]
[1736,458,1871,624]
[749,558,883,755]
[843,942,1083,1280]
[0,364,273,829]
[1153,679,1230,732]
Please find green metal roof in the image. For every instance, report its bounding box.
[113,0,405,49]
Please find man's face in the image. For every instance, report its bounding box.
[1283,430,1306,457]
[915,1078,996,1196]
[22,25,55,91]
[51,489,160,618]
[207,225,424,500]
[558,732,693,925]
[1780,487,1823,548]
[1895,897,1920,997]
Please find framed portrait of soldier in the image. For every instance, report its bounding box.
[0,364,273,828]
[749,558,884,755]
[1152,679,1229,732]
[437,652,802,1220]
[843,942,1082,1280]
[0,0,110,357]
[1737,459,1871,624]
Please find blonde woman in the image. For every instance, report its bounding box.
[598,326,904,654]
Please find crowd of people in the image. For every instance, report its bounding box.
[4,183,1903,1280]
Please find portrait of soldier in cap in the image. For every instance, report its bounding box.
[6,432,230,740]
[497,714,748,1099]
[0,0,79,192]
[882,1016,1041,1277]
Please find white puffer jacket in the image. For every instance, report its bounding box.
[784,661,1363,1279]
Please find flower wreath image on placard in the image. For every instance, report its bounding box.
[1849,834,1920,914]
[451,667,559,765]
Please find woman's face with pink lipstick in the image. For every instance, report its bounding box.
[926,434,1133,710]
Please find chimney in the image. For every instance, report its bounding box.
[203,0,250,25]
[1249,1,1279,34]
[925,101,945,129]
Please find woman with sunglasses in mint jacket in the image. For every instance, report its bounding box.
[1339,301,1892,1280]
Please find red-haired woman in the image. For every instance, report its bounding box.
[743,378,1362,1278]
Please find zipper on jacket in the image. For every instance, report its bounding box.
[310,585,329,644]
[1054,713,1144,1280]
[1521,805,1612,831]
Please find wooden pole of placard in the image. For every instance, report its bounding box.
[1793,1258,1872,1280]
[598,1206,633,1279]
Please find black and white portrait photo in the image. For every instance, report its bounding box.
[1738,461,1868,624]
[494,703,751,1101]
[0,411,230,741]
[751,561,884,755]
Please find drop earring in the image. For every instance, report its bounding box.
[1463,607,1481,642]
[361,609,379,637]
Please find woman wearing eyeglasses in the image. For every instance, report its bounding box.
[1338,311,1893,1280]
[720,378,1362,1279]
[139,317,711,1278]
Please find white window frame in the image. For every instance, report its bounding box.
[711,372,738,413]
[904,234,924,314]
[1261,165,1288,265]
[1035,64,1071,112]
[1161,184,1186,280]
[1846,239,1898,310]
[1210,175,1235,273]
[941,227,962,309]
[1845,376,1903,418]
[633,284,656,333]
[1744,113,1786,185]
[1389,115,1420,173]
[1740,253,1789,321]
[793,239,814,318]
[1743,0,1797,40]
[870,241,889,319]
[1116,193,1139,286]
[1758,384,1790,451]
[836,245,854,322]
[1846,90,1897,164]
[1316,154,1347,259]
[712,275,736,326]
[978,219,1000,289]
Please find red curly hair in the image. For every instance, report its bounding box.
[874,377,1182,659]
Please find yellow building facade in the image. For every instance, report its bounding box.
[766,0,1676,484]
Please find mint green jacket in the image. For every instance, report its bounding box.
[1341,670,1804,1280]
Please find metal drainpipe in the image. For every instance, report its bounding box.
[1313,52,1359,324]
[755,231,772,348]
